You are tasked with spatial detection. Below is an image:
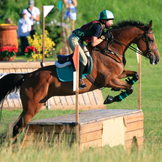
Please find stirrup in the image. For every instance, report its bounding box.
[79,80,87,89]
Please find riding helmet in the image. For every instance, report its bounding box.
[98,10,114,20]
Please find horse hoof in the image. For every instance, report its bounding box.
[104,95,114,104]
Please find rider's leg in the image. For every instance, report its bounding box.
[79,62,87,89]
[78,42,88,89]
[68,34,88,89]
[82,43,90,57]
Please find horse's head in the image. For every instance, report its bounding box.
[137,20,160,65]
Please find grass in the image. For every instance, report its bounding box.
[0,137,162,162]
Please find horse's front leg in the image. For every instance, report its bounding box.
[111,69,139,91]
[104,77,134,104]
[120,69,139,84]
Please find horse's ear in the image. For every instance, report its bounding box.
[148,20,152,31]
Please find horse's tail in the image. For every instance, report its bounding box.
[0,73,26,103]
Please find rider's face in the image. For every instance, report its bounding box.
[105,20,113,28]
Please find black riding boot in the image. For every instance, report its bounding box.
[79,62,87,89]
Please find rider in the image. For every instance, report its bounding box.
[68,10,114,89]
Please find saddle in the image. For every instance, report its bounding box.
[56,53,91,74]
[55,53,92,82]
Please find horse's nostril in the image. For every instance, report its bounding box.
[155,59,160,64]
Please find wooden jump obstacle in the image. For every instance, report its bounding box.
[0,61,106,110]
[21,109,143,151]
[3,50,144,151]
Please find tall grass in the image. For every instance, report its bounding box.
[0,139,162,162]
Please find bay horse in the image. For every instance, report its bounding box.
[0,20,160,139]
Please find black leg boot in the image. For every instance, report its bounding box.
[79,62,87,89]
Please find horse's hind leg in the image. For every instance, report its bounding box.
[12,102,44,138]
[12,79,51,137]
[12,71,53,138]
[12,111,26,138]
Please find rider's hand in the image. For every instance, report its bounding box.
[101,32,111,40]
[105,32,111,40]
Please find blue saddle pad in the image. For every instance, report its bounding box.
[56,56,93,82]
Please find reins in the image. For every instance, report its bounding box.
[92,47,122,63]
[111,38,143,55]
[92,29,158,63]
[112,30,158,59]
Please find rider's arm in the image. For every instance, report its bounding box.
[91,24,103,47]
[91,36,103,47]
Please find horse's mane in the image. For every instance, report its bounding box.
[109,20,149,32]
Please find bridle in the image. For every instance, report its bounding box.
[93,28,158,63]
[140,29,158,59]
[112,28,158,59]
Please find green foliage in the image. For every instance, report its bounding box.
[0,0,65,56]
[1,0,162,55]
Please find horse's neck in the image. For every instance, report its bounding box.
[113,27,143,45]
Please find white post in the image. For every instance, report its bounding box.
[73,45,79,143]
[137,48,141,110]
[42,6,45,67]
[42,6,54,109]
[138,52,141,110]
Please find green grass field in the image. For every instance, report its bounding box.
[0,52,162,161]
[0,55,161,159]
